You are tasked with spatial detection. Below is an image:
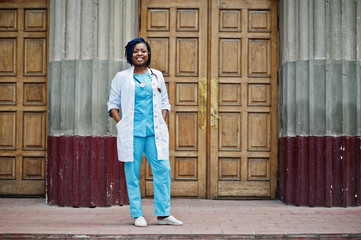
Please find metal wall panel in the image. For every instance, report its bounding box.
[47,0,138,206]
[48,0,138,137]
[279,136,361,207]
[47,136,128,207]
[279,0,361,137]
[279,0,361,206]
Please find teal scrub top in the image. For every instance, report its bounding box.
[133,72,155,137]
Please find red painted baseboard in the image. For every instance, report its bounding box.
[47,136,128,207]
[47,135,361,207]
[279,136,361,207]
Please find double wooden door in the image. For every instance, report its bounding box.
[140,0,278,198]
[0,0,48,195]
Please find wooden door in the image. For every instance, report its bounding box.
[140,0,208,198]
[209,0,278,198]
[0,0,48,195]
[140,0,278,199]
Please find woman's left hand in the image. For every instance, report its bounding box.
[162,109,168,122]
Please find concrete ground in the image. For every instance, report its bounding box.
[0,198,361,239]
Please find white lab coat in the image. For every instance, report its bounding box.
[107,66,171,162]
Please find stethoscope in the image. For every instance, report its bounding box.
[134,68,161,93]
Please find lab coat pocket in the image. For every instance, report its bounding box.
[160,115,167,125]
[115,119,123,131]
[115,119,125,144]
[157,120,169,160]
[115,119,126,161]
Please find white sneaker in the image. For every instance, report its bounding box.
[134,216,147,227]
[157,215,183,226]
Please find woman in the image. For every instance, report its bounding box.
[107,38,182,227]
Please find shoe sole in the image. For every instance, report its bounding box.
[157,221,183,226]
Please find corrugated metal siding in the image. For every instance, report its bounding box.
[279,0,361,207]
[47,136,128,207]
[48,0,138,137]
[47,0,138,206]
[279,136,361,207]
[280,0,361,63]
[279,0,361,137]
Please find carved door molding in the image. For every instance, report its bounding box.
[0,0,49,195]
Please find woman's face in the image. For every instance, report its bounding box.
[132,43,149,67]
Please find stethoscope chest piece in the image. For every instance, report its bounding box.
[133,68,159,89]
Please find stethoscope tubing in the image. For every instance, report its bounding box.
[133,68,161,93]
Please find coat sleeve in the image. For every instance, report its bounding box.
[159,72,171,112]
[107,73,122,117]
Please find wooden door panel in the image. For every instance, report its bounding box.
[147,181,200,197]
[176,83,197,105]
[0,179,45,195]
[248,157,269,181]
[148,38,169,75]
[210,0,277,198]
[23,112,46,150]
[23,83,46,105]
[219,39,242,76]
[218,181,271,197]
[175,157,198,180]
[0,83,16,104]
[24,38,46,76]
[248,84,270,106]
[0,10,17,30]
[220,10,241,32]
[219,112,241,150]
[248,112,270,151]
[0,0,48,196]
[248,39,271,76]
[24,9,46,31]
[141,0,207,198]
[176,112,198,149]
[176,9,198,31]
[147,9,170,31]
[0,112,16,149]
[248,10,271,32]
[176,38,198,76]
[22,156,45,179]
[0,157,16,179]
[219,83,241,105]
[218,157,241,180]
[0,38,17,75]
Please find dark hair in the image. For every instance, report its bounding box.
[124,38,151,67]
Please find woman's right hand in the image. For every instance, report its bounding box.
[110,109,121,123]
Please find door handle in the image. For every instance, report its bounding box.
[211,110,220,119]
[210,107,220,128]
[199,78,207,130]
[210,78,219,129]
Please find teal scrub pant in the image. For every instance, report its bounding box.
[124,135,171,218]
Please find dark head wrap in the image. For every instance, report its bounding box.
[124,37,151,67]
